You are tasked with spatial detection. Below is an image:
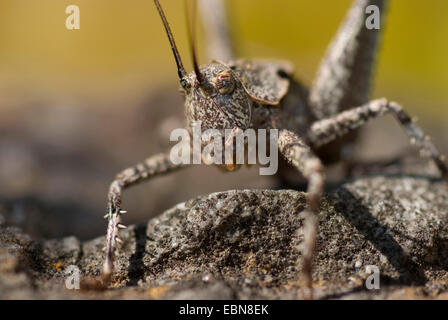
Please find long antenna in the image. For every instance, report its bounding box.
[153,0,187,79]
[185,0,205,83]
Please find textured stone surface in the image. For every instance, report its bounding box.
[1,173,448,299]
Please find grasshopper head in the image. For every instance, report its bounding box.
[181,63,252,134]
[154,0,252,154]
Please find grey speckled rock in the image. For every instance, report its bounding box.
[1,174,448,299]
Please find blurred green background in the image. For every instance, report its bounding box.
[0,0,447,239]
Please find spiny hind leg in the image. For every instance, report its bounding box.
[278,129,325,298]
[103,152,186,282]
[310,0,387,119]
[198,0,234,61]
[307,98,448,180]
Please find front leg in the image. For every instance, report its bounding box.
[278,129,325,295]
[103,152,187,281]
[307,98,448,180]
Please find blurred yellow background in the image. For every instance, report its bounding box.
[0,0,447,118]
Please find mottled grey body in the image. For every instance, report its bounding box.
[101,0,448,298]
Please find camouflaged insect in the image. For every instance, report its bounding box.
[100,0,448,298]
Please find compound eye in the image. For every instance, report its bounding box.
[180,78,190,90]
[215,71,235,95]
